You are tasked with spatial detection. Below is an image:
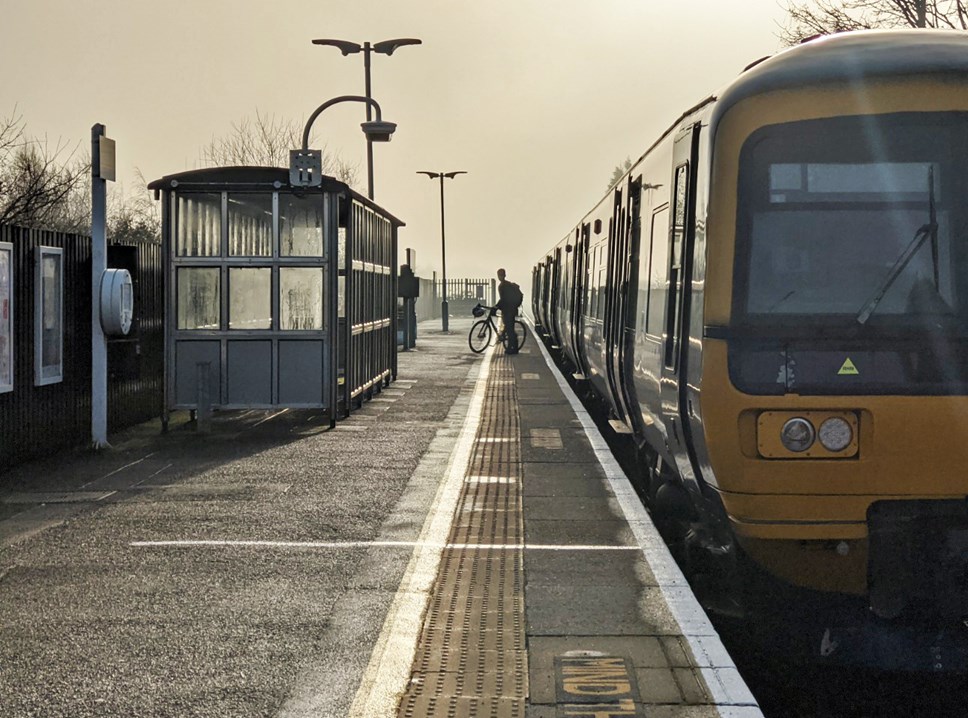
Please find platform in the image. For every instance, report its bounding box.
[0,317,762,718]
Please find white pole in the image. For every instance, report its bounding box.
[91,124,108,449]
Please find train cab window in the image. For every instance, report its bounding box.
[737,113,967,331]
[646,206,670,335]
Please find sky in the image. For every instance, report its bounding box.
[0,0,794,290]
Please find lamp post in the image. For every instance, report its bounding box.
[313,38,421,200]
[290,95,396,189]
[417,171,466,332]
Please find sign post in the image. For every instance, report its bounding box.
[91,124,115,449]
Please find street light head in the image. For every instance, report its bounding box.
[362,120,397,143]
[373,38,422,56]
[312,38,362,55]
[416,171,467,181]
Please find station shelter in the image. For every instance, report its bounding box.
[148,167,403,427]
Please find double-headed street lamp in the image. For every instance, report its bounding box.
[313,38,422,200]
[417,171,467,332]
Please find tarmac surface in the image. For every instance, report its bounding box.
[0,316,760,718]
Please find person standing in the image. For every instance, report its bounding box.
[496,268,523,354]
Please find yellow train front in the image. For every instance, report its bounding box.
[535,30,968,670]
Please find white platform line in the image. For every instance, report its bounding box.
[347,345,495,718]
[130,539,638,552]
[81,452,156,488]
[531,328,763,715]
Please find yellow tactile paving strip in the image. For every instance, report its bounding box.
[398,355,527,718]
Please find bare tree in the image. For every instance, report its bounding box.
[107,170,161,244]
[0,108,88,230]
[200,110,360,189]
[780,0,968,45]
[608,157,633,192]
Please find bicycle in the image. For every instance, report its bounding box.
[468,303,528,354]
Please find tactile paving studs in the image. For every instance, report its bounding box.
[399,356,527,717]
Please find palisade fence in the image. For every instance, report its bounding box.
[0,223,163,469]
[404,277,494,325]
[434,277,496,319]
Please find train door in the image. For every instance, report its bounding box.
[549,248,562,347]
[574,222,592,378]
[530,266,540,327]
[539,258,551,336]
[660,124,704,488]
[603,187,633,428]
[571,225,590,377]
[619,180,643,429]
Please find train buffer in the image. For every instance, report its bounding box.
[0,316,762,718]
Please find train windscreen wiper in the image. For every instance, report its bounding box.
[856,167,939,325]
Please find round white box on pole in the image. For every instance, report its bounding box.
[99,268,133,336]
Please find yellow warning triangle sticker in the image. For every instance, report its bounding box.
[838,357,859,376]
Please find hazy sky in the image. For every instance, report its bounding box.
[1,0,793,288]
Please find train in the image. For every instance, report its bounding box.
[532,30,968,671]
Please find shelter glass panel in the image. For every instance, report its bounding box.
[280,267,324,330]
[176,193,221,257]
[280,195,324,257]
[177,267,220,330]
[228,194,272,257]
[229,267,271,329]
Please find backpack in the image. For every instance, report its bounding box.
[506,281,523,309]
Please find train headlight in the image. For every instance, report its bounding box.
[818,417,853,452]
[780,417,815,452]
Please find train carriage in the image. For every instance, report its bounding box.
[536,30,968,669]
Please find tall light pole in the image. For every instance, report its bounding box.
[313,38,422,200]
[417,171,466,332]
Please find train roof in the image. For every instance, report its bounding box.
[148,166,405,227]
[713,29,968,129]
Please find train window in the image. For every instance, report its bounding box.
[664,165,689,367]
[647,207,670,335]
[595,243,608,319]
[738,113,966,326]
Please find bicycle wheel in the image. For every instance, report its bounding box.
[468,319,493,353]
